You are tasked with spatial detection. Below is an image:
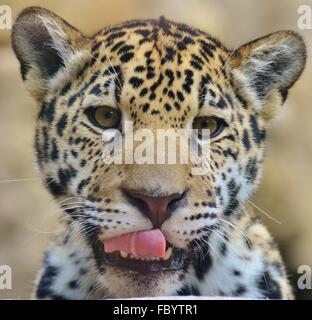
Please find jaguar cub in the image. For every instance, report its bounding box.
[12,7,306,299]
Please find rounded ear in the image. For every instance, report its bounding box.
[12,7,88,99]
[230,31,306,106]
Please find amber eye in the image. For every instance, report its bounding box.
[192,116,225,138]
[85,106,121,129]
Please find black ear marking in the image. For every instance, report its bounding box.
[13,19,65,79]
[20,62,30,81]
[11,7,85,94]
[231,30,306,102]
[280,88,288,104]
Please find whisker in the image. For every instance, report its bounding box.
[247,200,282,224]
[86,282,105,299]
[199,235,219,261]
[219,217,251,244]
[0,177,41,183]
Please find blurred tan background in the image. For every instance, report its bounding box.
[0,0,311,299]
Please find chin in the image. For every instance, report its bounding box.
[100,266,186,297]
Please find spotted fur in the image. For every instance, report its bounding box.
[12,7,306,299]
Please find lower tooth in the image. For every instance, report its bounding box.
[120,251,127,258]
[130,254,173,261]
[118,248,174,261]
[163,247,172,260]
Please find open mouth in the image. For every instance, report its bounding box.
[102,246,186,273]
[92,229,188,273]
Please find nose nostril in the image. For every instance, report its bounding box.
[167,190,188,211]
[123,190,148,211]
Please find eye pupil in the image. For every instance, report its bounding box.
[101,111,113,119]
[201,119,211,128]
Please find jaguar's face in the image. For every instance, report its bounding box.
[12,8,306,297]
[34,25,258,294]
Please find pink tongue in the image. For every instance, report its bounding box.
[103,229,166,258]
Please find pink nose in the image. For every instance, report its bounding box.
[124,191,186,228]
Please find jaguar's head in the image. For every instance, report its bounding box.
[12,7,306,297]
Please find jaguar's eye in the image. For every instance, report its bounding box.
[192,116,225,138]
[85,106,121,129]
